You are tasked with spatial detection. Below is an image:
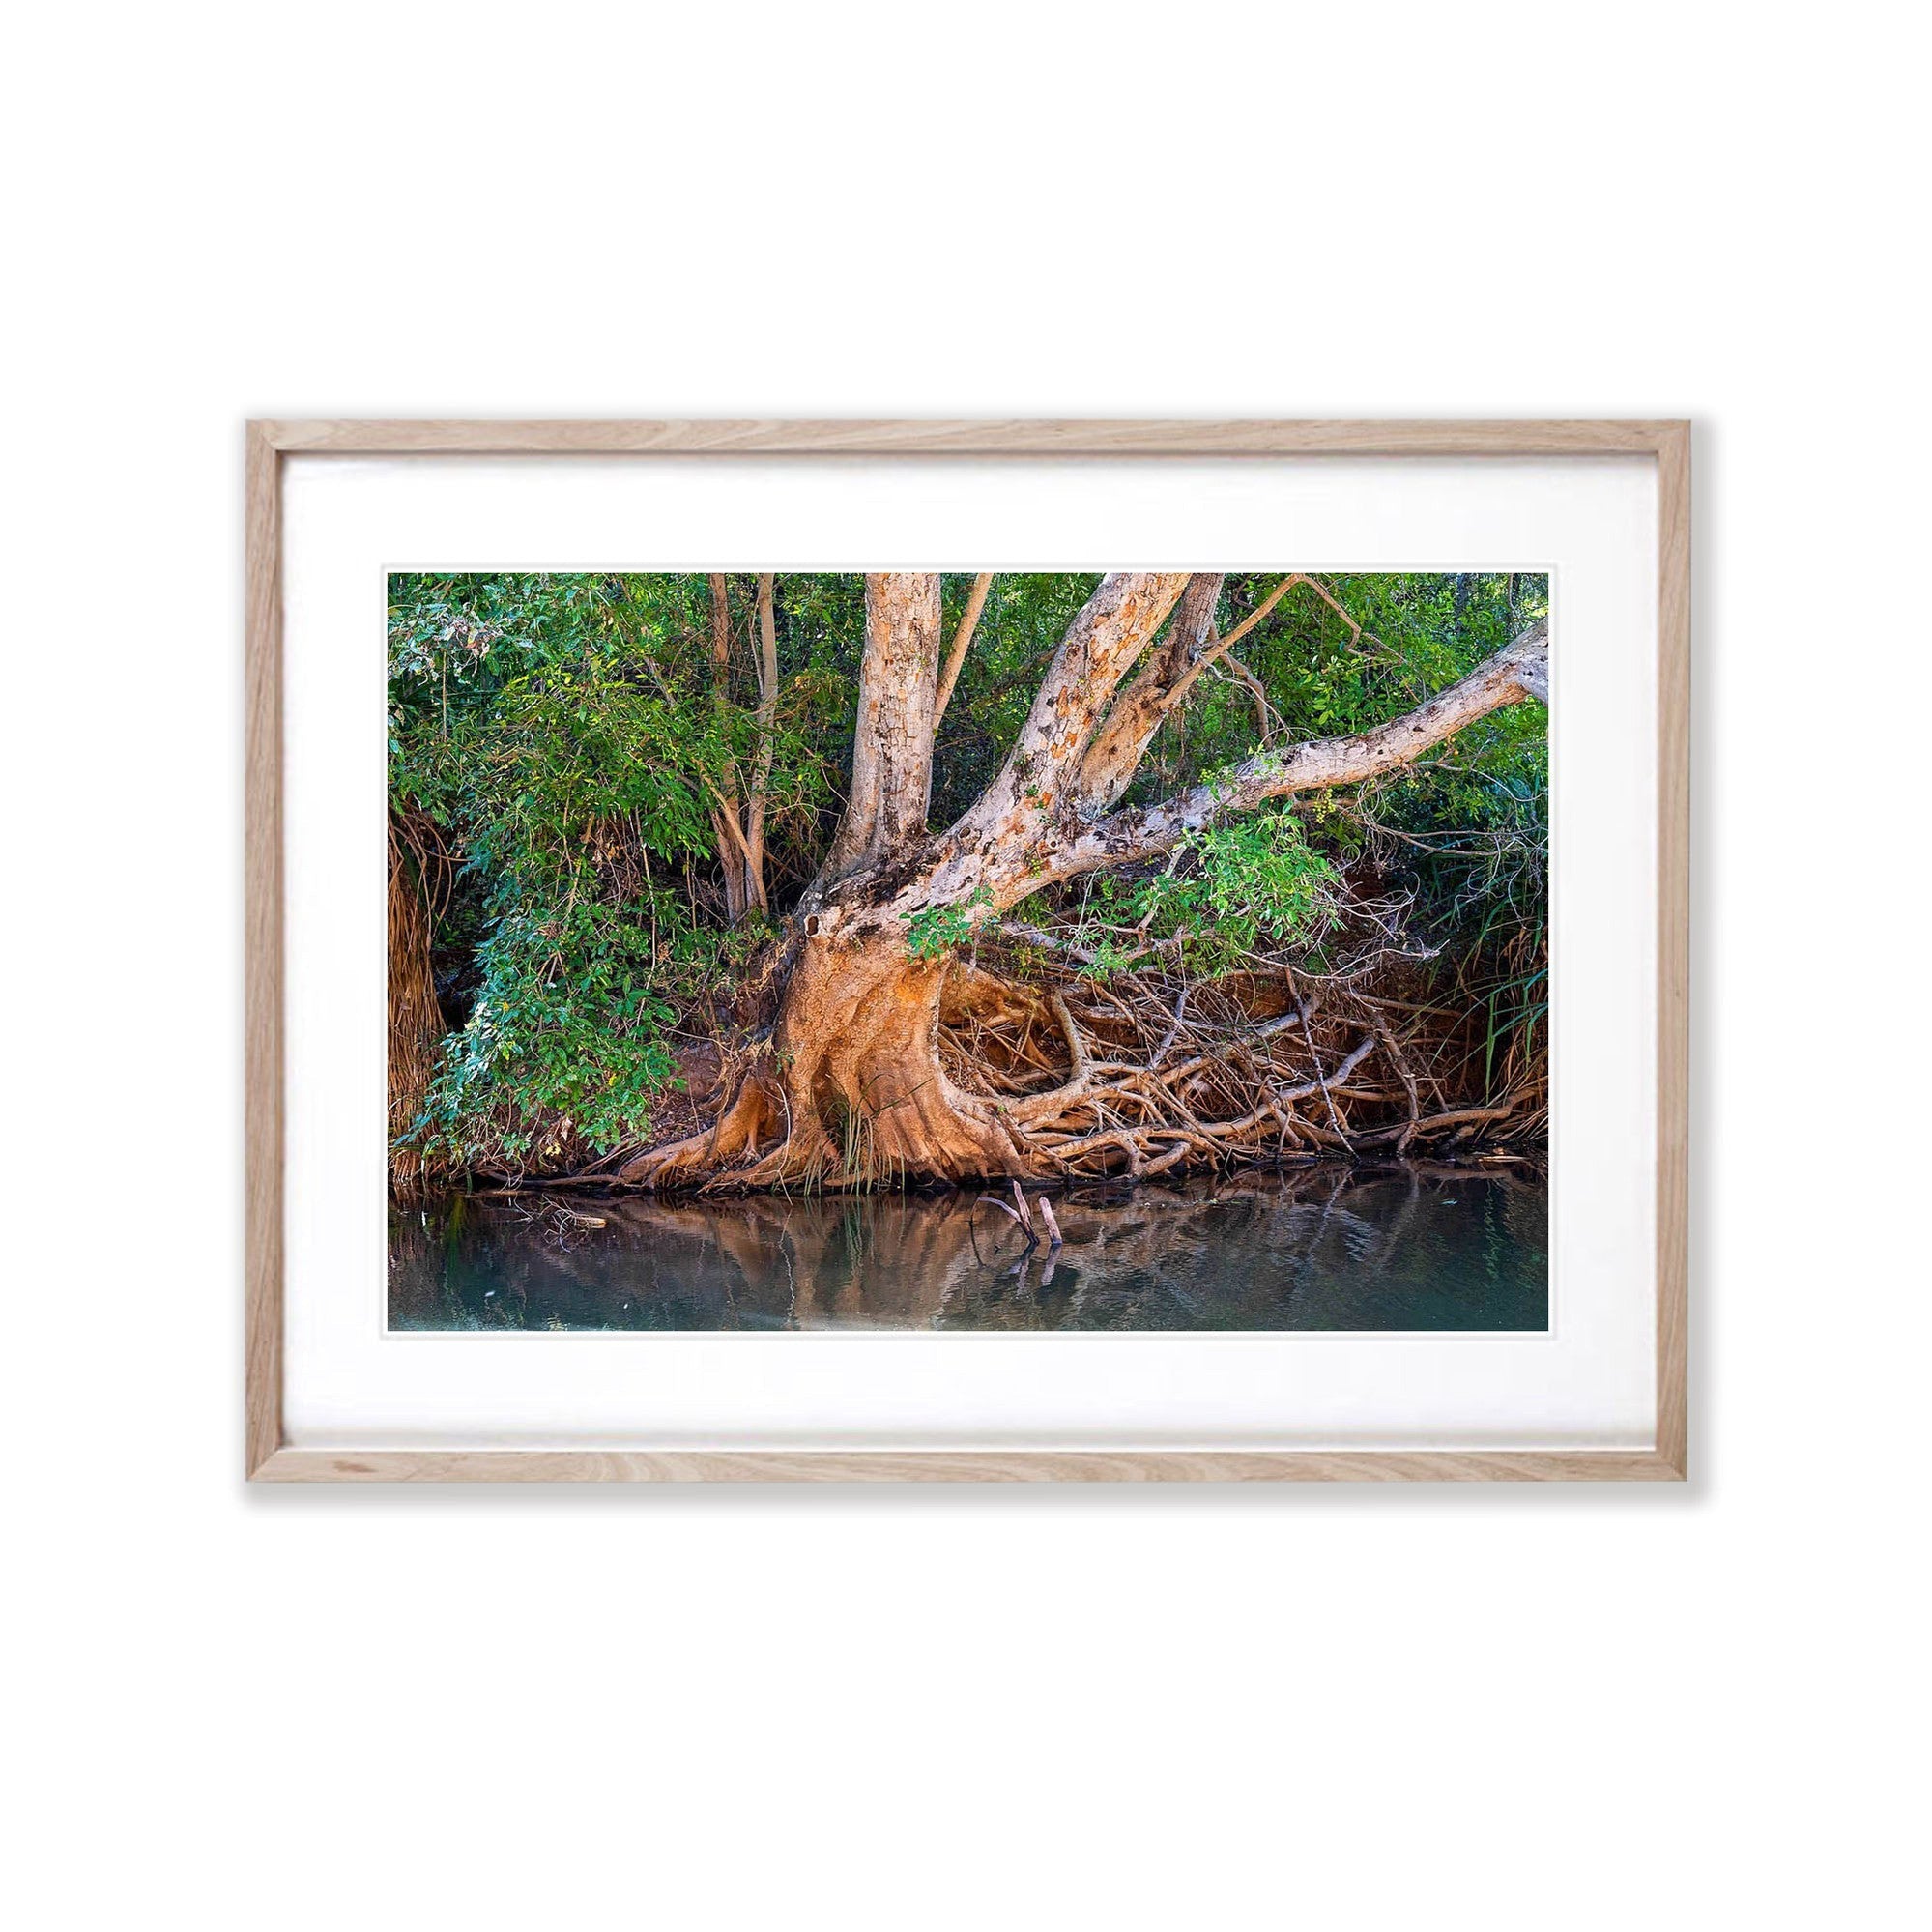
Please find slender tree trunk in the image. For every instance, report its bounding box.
[705,571,774,919]
[933,572,994,727]
[387,814,446,1196]
[740,572,778,914]
[706,573,751,923]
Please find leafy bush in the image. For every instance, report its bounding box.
[902,888,994,960]
[1075,808,1341,977]
[387,572,831,1173]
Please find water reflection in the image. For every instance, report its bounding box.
[389,1164,1547,1332]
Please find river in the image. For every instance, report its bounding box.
[389,1163,1546,1332]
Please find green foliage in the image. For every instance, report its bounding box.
[1113,569,1545,814]
[388,572,834,1172]
[1138,570,1548,959]
[1155,811,1341,959]
[413,888,685,1168]
[1078,809,1342,977]
[388,567,1547,1178]
[902,887,993,960]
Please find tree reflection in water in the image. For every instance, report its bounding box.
[389,1164,1547,1333]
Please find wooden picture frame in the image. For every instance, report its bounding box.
[246,418,1688,1483]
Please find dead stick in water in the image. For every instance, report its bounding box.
[1010,1179,1037,1238]
[975,1191,1036,1251]
[1035,1194,1064,1250]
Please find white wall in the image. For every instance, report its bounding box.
[6,6,1924,1929]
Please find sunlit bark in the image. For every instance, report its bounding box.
[631,576,1548,1189]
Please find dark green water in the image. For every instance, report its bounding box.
[389,1165,1547,1332]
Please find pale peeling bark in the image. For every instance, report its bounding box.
[801,573,1191,922]
[1051,618,1549,883]
[1076,571,1224,812]
[962,570,1192,822]
[814,612,1546,934]
[818,572,943,886]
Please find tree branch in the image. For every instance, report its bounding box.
[810,573,1189,923]
[1076,572,1224,812]
[933,573,994,729]
[1046,619,1548,886]
[949,571,1191,830]
[705,574,756,919]
[699,773,762,875]
[1153,572,1306,717]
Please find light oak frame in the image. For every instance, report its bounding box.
[246,419,1689,1483]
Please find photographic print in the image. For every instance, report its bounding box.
[388,569,1550,1334]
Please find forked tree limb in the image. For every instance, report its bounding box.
[1153,573,1306,716]
[954,571,1192,823]
[801,598,1545,951]
[1076,572,1224,812]
[699,772,763,878]
[802,570,1191,920]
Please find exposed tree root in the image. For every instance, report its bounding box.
[615,1075,783,1187]
[605,912,1543,1193]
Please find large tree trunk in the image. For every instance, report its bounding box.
[765,928,1024,1182]
[818,573,943,886]
[622,924,1031,1188]
[624,573,1549,1192]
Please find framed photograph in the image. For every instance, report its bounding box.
[246,419,1687,1482]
